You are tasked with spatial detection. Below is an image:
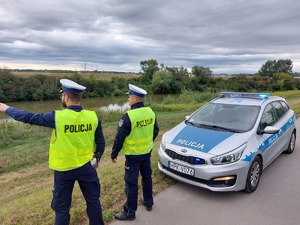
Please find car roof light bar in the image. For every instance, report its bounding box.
[220,92,270,99]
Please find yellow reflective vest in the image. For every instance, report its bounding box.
[49,109,98,171]
[121,107,155,155]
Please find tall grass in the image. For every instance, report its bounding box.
[162,90,218,104]
[0,112,182,224]
[0,122,51,173]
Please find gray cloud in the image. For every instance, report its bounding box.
[0,0,300,73]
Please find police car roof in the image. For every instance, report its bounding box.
[212,92,284,106]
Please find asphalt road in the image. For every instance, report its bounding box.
[109,119,300,225]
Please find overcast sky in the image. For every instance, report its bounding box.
[1,0,300,74]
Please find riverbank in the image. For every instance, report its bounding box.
[0,94,167,120]
[1,91,300,224]
[0,108,192,224]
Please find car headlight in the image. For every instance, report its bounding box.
[160,135,166,151]
[211,144,246,165]
[160,141,166,151]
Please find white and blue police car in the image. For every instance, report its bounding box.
[158,92,296,192]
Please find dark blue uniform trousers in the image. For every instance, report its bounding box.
[51,162,104,225]
[123,152,153,216]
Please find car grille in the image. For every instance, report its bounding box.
[165,149,206,165]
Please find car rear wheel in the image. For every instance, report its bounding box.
[245,156,262,193]
[285,130,296,154]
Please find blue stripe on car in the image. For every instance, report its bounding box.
[171,126,234,153]
[243,115,295,162]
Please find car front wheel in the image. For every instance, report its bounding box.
[245,156,262,193]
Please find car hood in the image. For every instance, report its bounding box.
[163,122,253,156]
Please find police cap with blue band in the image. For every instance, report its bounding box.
[126,84,147,98]
[60,79,86,94]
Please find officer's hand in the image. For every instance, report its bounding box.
[0,103,9,112]
[90,152,101,168]
[112,158,117,163]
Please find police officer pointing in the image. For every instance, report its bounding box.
[111,84,159,221]
[0,79,105,225]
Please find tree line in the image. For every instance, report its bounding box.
[141,58,299,94]
[1,59,300,102]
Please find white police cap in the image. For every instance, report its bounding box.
[60,79,86,94]
[126,84,147,97]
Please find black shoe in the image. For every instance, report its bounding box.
[145,205,152,211]
[114,211,136,221]
[141,202,153,211]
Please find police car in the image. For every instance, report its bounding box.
[158,92,296,192]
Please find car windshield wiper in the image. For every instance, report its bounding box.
[185,120,198,127]
[197,124,240,133]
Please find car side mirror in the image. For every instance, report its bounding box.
[263,126,280,134]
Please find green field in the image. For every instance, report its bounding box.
[11,71,141,80]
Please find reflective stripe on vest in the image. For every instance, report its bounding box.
[121,107,155,155]
[49,109,98,171]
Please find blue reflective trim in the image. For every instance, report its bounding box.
[171,126,234,153]
[243,115,295,162]
[243,152,255,162]
[62,86,84,94]
[129,90,144,97]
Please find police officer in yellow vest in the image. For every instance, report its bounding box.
[111,84,159,221]
[0,79,105,225]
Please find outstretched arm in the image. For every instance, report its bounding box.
[0,103,55,128]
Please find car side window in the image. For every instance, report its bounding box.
[280,101,289,113]
[260,104,276,130]
[272,101,286,120]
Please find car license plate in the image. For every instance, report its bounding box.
[169,161,195,176]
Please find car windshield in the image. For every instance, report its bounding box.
[186,103,260,133]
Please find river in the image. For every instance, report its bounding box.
[0,95,167,120]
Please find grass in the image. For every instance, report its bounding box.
[1,90,300,224]
[0,110,184,224]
